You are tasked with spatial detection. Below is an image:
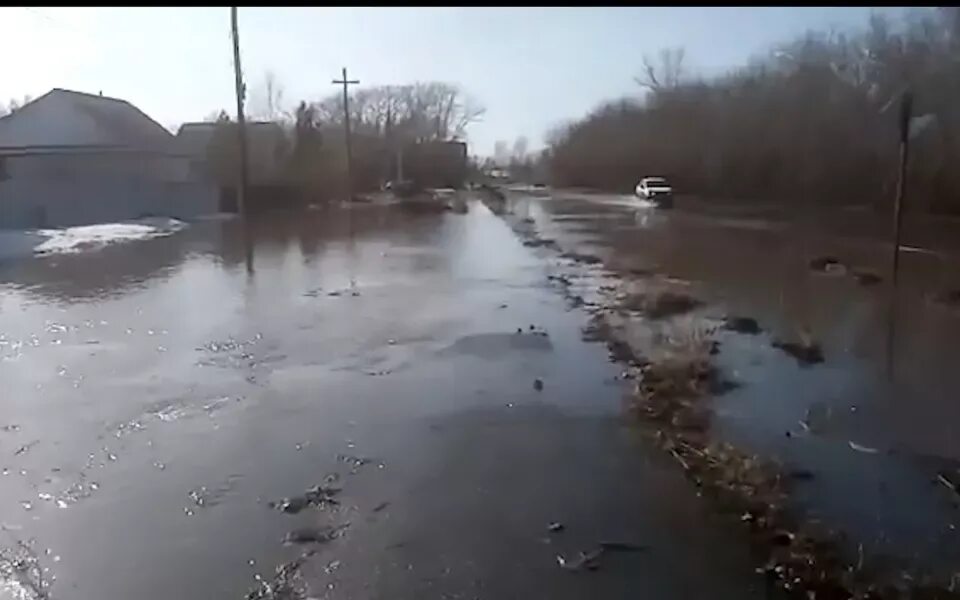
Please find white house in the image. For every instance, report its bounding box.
[0,88,219,229]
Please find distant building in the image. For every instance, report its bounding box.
[175,121,288,185]
[0,88,218,229]
[396,140,468,189]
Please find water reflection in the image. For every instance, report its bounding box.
[0,205,453,306]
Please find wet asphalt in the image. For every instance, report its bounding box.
[0,200,775,599]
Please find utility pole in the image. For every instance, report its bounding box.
[886,90,913,379]
[332,67,360,201]
[890,91,913,293]
[230,6,249,218]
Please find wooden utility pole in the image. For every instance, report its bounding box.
[230,6,250,218]
[332,67,360,200]
[890,91,913,292]
[886,90,913,379]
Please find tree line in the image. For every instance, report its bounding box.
[206,76,484,197]
[546,8,960,214]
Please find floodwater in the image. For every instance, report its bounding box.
[511,189,960,577]
[0,200,774,599]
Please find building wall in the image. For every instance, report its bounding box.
[401,141,468,189]
[2,152,191,182]
[0,179,220,229]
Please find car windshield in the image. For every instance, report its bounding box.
[3,7,957,600]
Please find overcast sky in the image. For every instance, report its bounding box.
[1,7,909,156]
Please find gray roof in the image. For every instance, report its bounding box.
[0,88,177,153]
[175,121,286,159]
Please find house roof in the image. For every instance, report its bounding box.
[0,88,178,153]
[175,121,286,158]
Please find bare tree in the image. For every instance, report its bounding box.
[635,47,686,91]
[250,70,286,122]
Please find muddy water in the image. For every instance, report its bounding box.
[518,190,960,576]
[0,201,772,599]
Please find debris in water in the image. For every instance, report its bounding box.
[772,339,824,366]
[936,473,960,499]
[787,469,815,481]
[271,496,311,515]
[852,270,882,286]
[372,501,390,513]
[809,256,844,273]
[533,378,544,391]
[557,548,604,572]
[337,453,375,474]
[621,291,702,320]
[324,559,341,575]
[848,441,880,454]
[13,441,39,456]
[723,317,762,335]
[282,524,349,546]
[598,541,647,552]
[244,555,308,600]
[547,522,564,532]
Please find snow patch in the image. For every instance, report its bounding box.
[33,217,187,256]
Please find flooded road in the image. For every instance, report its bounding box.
[508,189,960,580]
[0,200,772,599]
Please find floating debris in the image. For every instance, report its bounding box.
[336,453,377,474]
[244,555,308,600]
[557,548,604,572]
[560,251,603,265]
[936,473,960,499]
[282,524,349,546]
[809,256,844,273]
[598,541,647,552]
[723,316,762,335]
[787,469,816,481]
[547,522,564,532]
[929,290,960,310]
[522,238,559,249]
[848,441,880,455]
[772,340,824,366]
[852,270,882,286]
[533,378,544,391]
[13,441,39,456]
[372,501,390,513]
[620,291,702,320]
[270,496,311,515]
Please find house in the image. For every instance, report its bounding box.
[175,120,288,185]
[394,140,468,189]
[0,88,219,229]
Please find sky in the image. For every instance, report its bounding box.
[0,7,911,156]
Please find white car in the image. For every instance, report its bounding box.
[634,177,674,208]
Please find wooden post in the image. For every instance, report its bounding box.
[230,6,250,218]
[891,91,913,292]
[332,67,360,200]
[886,90,913,379]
